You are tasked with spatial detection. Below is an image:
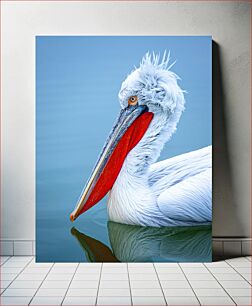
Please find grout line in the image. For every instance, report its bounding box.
[178,263,201,306]
[61,263,79,305]
[126,263,133,306]
[225,260,252,286]
[0,256,34,297]
[203,263,238,305]
[28,260,55,305]
[153,263,168,306]
[0,255,12,266]
[244,257,251,262]
[95,262,103,306]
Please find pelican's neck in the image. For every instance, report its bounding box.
[108,112,173,226]
[125,112,170,175]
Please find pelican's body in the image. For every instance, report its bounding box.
[108,146,211,227]
[70,52,212,227]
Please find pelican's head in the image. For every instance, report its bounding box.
[70,52,185,222]
[119,52,185,118]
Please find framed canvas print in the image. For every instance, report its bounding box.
[36,36,212,262]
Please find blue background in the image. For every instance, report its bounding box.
[36,36,212,261]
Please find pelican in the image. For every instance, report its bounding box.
[70,52,212,227]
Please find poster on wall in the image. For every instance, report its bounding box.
[36,36,212,262]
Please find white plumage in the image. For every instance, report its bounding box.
[107,52,212,227]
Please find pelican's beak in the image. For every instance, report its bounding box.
[70,105,153,221]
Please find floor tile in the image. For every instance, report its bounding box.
[1,267,23,274]
[102,267,127,273]
[30,296,64,305]
[130,280,160,289]
[101,274,128,281]
[22,267,49,274]
[0,296,32,305]
[131,288,163,296]
[165,296,200,305]
[180,263,205,267]
[160,280,190,288]
[53,263,78,267]
[132,296,165,305]
[62,296,96,305]
[194,288,228,296]
[8,280,42,289]
[78,263,102,267]
[235,267,252,274]
[241,274,252,283]
[128,267,155,274]
[99,281,129,288]
[228,261,252,268]
[154,263,179,267]
[208,267,236,274]
[70,280,99,288]
[182,267,209,274]
[74,273,100,281]
[50,267,77,274]
[198,296,235,305]
[40,280,71,289]
[185,273,215,281]
[214,273,245,281]
[3,261,28,268]
[76,267,101,274]
[225,288,252,296]
[46,273,73,281]
[98,288,130,296]
[16,273,46,281]
[2,288,37,296]
[7,256,32,262]
[158,273,186,280]
[232,296,252,305]
[205,261,230,267]
[219,280,252,288]
[36,287,67,296]
[0,280,12,288]
[27,262,53,268]
[128,263,153,268]
[97,296,132,305]
[155,266,182,273]
[0,256,10,264]
[67,288,98,296]
[189,280,221,288]
[163,288,195,296]
[227,257,250,263]
[129,273,157,281]
[1,274,17,281]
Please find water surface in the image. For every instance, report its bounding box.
[36,36,212,262]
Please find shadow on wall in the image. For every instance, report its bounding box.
[212,41,244,238]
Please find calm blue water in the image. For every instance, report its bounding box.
[36,36,212,262]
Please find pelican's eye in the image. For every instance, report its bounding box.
[128,95,138,106]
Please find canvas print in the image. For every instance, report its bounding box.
[36,36,212,262]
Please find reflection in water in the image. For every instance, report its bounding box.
[71,228,118,262]
[71,222,212,262]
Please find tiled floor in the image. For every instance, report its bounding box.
[0,256,251,305]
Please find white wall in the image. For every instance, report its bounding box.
[1,1,251,240]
